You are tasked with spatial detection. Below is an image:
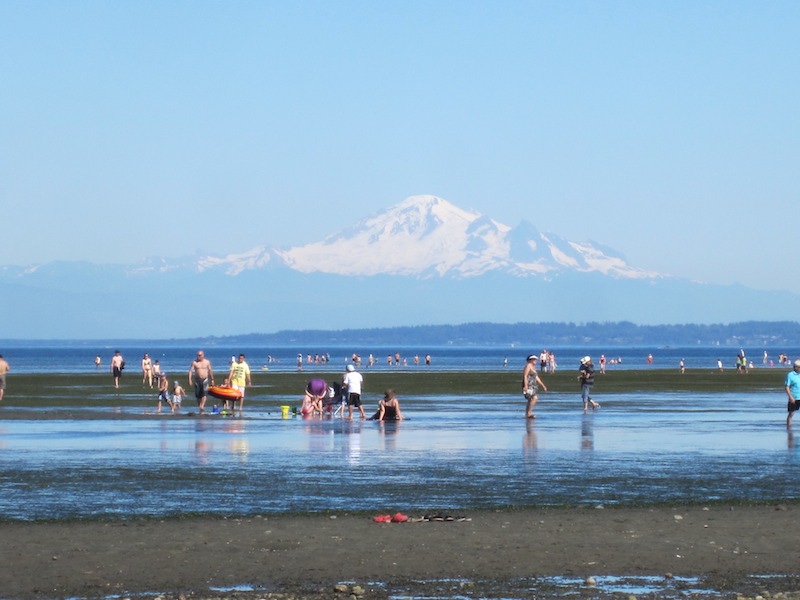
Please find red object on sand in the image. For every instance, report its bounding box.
[391,513,409,523]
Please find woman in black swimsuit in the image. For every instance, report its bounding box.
[372,389,404,421]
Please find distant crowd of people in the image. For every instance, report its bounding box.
[296,351,431,371]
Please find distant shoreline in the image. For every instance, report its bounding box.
[2,318,800,347]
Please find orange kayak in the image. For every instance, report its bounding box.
[208,385,242,401]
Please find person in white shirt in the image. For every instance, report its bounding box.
[343,364,365,419]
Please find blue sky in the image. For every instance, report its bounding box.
[2,1,798,293]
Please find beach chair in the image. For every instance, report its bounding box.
[326,383,347,417]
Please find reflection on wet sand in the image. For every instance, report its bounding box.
[581,415,594,451]
[523,419,537,454]
[0,390,796,520]
[377,420,400,450]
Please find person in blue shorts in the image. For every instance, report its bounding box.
[156,372,170,413]
[785,359,800,427]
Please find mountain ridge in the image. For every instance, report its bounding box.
[195,195,659,280]
[1,195,799,339]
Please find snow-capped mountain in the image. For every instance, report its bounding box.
[3,193,800,338]
[198,195,659,280]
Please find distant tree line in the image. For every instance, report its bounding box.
[215,320,800,347]
[7,320,798,347]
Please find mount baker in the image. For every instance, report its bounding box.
[3,195,798,338]
[191,195,658,280]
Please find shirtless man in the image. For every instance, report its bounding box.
[110,350,124,389]
[0,354,10,401]
[188,350,214,413]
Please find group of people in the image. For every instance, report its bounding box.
[140,353,163,388]
[107,350,402,418]
[106,350,252,415]
[521,353,600,418]
[88,348,800,427]
[300,363,403,421]
[295,351,434,371]
[525,350,800,422]
[187,351,252,414]
[537,350,557,372]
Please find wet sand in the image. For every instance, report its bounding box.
[2,503,800,599]
[1,370,796,598]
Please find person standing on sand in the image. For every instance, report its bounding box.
[785,359,800,427]
[152,360,162,388]
[110,350,124,389]
[522,354,547,419]
[156,372,170,413]
[172,381,185,413]
[0,354,9,401]
[189,350,214,413]
[343,364,366,419]
[579,356,599,412]
[228,353,251,411]
[141,353,153,388]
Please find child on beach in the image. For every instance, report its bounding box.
[172,381,184,413]
[156,373,170,413]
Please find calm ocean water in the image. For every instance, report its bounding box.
[0,343,794,374]
[1,344,799,522]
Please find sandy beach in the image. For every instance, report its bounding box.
[2,503,800,599]
[1,368,797,598]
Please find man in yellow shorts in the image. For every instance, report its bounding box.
[228,353,252,411]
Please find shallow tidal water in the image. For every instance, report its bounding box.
[1,388,798,521]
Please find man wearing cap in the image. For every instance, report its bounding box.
[784,359,800,427]
[579,356,600,412]
[522,354,547,419]
[343,364,365,419]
